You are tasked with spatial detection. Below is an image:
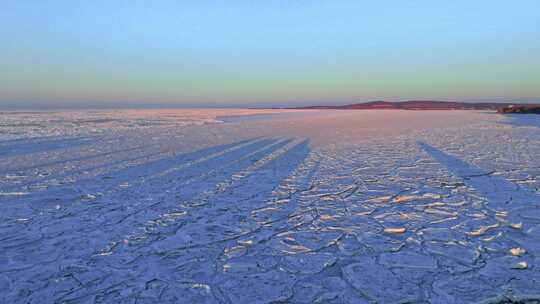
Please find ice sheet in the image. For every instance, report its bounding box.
[1,109,539,303]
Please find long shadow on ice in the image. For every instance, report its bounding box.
[0,136,93,158]
[0,138,313,304]
[126,139,311,250]
[418,141,538,205]
[53,139,310,303]
[0,143,149,174]
[227,139,311,205]
[82,138,265,189]
[0,138,261,210]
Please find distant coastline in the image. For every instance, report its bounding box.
[271,100,540,111]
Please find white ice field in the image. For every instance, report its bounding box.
[1,109,540,303]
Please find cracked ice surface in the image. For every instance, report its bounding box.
[1,109,540,303]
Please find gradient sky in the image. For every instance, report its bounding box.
[1,1,539,108]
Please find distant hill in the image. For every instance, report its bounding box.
[290,100,538,111]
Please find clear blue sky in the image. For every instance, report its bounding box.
[1,1,539,108]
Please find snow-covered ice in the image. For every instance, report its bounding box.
[1,109,540,303]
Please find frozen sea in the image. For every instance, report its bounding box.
[1,109,540,303]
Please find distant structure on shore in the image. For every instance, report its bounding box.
[286,100,538,111]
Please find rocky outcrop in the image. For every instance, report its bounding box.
[497,105,540,114]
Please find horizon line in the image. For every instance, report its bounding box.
[1,98,539,111]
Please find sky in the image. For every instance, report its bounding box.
[1,1,539,108]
